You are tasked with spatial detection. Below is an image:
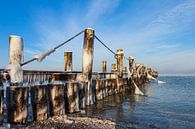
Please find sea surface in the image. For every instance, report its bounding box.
[83,76,195,129]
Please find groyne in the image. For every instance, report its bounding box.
[0,28,158,126]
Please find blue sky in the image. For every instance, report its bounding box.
[0,0,195,74]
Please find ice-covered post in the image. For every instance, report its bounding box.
[111,64,116,72]
[8,35,24,84]
[116,49,124,93]
[82,28,94,105]
[102,61,107,73]
[116,49,124,77]
[64,51,73,71]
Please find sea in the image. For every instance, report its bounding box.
[83,76,195,129]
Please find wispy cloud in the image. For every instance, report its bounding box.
[144,0,195,37]
[33,0,121,50]
[120,0,195,45]
[24,48,40,56]
[111,0,195,60]
[150,0,195,25]
[85,0,120,24]
[26,0,122,71]
[26,0,195,73]
[143,43,181,54]
[155,44,181,49]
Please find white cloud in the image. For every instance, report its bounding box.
[151,0,195,25]
[26,0,195,73]
[155,44,181,49]
[26,0,122,71]
[85,0,120,24]
[24,48,40,55]
[117,0,195,48]
[32,0,121,51]
[145,0,195,36]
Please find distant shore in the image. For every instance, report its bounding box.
[159,74,195,76]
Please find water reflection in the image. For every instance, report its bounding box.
[143,83,154,96]
[74,77,195,129]
[84,89,148,122]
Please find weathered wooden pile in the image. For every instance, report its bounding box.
[0,28,158,125]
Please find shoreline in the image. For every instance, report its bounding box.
[17,115,116,129]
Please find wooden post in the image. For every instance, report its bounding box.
[82,28,94,105]
[6,86,28,124]
[9,35,24,83]
[116,49,124,94]
[105,80,108,97]
[123,78,128,91]
[78,82,86,109]
[102,61,107,73]
[112,79,117,95]
[64,51,73,71]
[47,84,65,116]
[102,80,106,98]
[107,79,111,96]
[65,82,79,113]
[0,88,3,124]
[9,35,23,65]
[100,80,103,100]
[95,80,101,101]
[111,64,116,72]
[116,49,124,78]
[31,85,48,121]
[0,74,3,87]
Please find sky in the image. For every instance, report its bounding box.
[0,0,195,74]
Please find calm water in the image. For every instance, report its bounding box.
[83,76,195,129]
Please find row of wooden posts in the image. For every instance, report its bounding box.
[0,28,157,124]
[0,72,150,124]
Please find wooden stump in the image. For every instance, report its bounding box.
[0,88,3,114]
[0,88,3,124]
[6,86,28,124]
[105,80,108,97]
[123,78,128,91]
[111,79,117,95]
[65,83,79,113]
[95,80,101,101]
[99,80,104,100]
[9,35,24,83]
[106,79,110,96]
[117,78,123,93]
[116,49,124,78]
[102,61,107,73]
[101,80,106,98]
[78,82,86,109]
[107,79,112,96]
[91,80,96,103]
[111,64,116,72]
[47,84,65,116]
[82,28,94,105]
[31,85,48,121]
[64,51,73,71]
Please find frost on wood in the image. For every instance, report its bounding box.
[133,81,144,96]
[9,35,23,64]
[7,63,23,83]
[147,73,156,80]
[127,66,133,79]
[33,48,55,62]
